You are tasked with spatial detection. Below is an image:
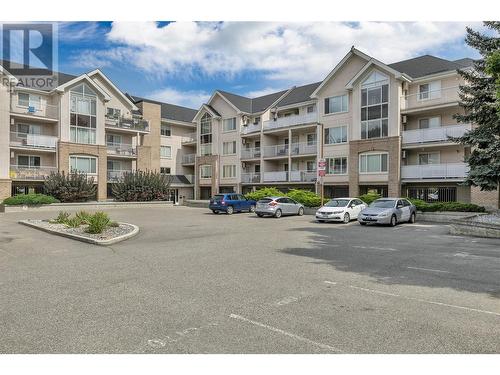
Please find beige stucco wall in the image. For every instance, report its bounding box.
[137,101,161,171]
[404,106,465,131]
[405,74,463,108]
[10,150,57,167]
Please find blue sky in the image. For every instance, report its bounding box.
[54,21,481,109]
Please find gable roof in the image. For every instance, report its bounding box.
[216,89,289,114]
[128,95,198,123]
[275,82,321,108]
[387,55,472,78]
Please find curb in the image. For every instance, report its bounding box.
[18,220,140,246]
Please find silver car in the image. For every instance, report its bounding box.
[358,198,417,226]
[255,196,304,218]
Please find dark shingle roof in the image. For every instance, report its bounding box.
[275,82,321,107]
[169,175,193,185]
[128,95,197,123]
[388,55,471,78]
[217,89,288,114]
[453,58,475,68]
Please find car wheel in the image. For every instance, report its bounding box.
[274,209,282,218]
[226,206,234,215]
[257,213,264,217]
[409,212,416,223]
[249,205,256,213]
[212,210,219,214]
[390,215,397,227]
[297,207,304,216]
[359,222,367,226]
[343,212,350,224]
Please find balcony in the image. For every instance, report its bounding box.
[241,173,261,183]
[401,86,460,112]
[9,165,57,180]
[263,112,318,131]
[290,170,317,182]
[106,143,137,157]
[200,144,212,156]
[402,124,471,145]
[10,102,58,120]
[10,132,58,150]
[181,153,196,165]
[105,115,149,132]
[241,147,261,159]
[241,123,261,135]
[107,169,132,182]
[263,144,289,158]
[290,142,317,156]
[401,163,469,180]
[181,132,197,144]
[263,171,288,182]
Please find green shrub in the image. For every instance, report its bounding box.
[75,211,92,225]
[407,199,485,212]
[50,211,71,224]
[3,193,59,206]
[245,187,284,201]
[286,189,322,207]
[65,216,83,228]
[111,170,172,201]
[86,212,111,234]
[358,192,381,205]
[44,171,96,203]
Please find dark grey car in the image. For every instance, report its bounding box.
[358,198,417,226]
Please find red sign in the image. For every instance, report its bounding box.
[318,170,326,177]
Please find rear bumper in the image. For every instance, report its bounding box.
[209,204,228,212]
[255,207,277,216]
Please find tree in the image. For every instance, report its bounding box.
[452,22,500,200]
[111,170,172,201]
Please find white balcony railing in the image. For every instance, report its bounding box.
[241,147,261,159]
[181,132,197,143]
[182,153,196,164]
[263,112,318,130]
[11,102,59,119]
[241,123,261,134]
[290,170,317,182]
[200,143,212,156]
[10,132,58,149]
[105,115,149,132]
[263,171,288,182]
[402,124,471,145]
[106,143,137,157]
[290,142,317,156]
[401,86,460,111]
[401,163,469,180]
[263,144,289,158]
[241,173,261,183]
[107,170,132,182]
[9,165,57,180]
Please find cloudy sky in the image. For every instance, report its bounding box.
[55,21,483,109]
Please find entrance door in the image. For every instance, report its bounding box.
[200,187,212,200]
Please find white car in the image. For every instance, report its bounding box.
[315,198,367,223]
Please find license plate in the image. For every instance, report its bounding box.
[364,217,376,221]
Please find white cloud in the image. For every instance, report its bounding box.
[244,86,287,98]
[58,22,100,42]
[148,87,210,108]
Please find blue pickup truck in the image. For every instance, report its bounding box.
[209,193,256,215]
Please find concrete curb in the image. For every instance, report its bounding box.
[450,218,500,239]
[18,220,140,246]
[5,201,173,213]
[416,211,486,224]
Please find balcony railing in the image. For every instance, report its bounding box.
[401,86,460,111]
[107,169,132,182]
[11,102,59,120]
[181,132,197,143]
[10,132,58,149]
[241,147,261,159]
[9,165,57,180]
[200,143,212,156]
[290,170,317,182]
[241,123,261,134]
[263,144,289,158]
[241,173,261,183]
[105,115,150,132]
[401,163,469,180]
[182,153,196,164]
[290,142,317,156]
[263,112,318,130]
[263,171,288,182]
[106,143,137,157]
[402,124,471,145]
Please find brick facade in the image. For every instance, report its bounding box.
[471,185,499,210]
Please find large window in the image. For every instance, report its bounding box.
[161,123,171,136]
[70,156,97,174]
[419,116,441,129]
[223,141,236,155]
[18,93,41,109]
[222,165,236,178]
[326,157,348,175]
[106,107,121,119]
[324,94,348,114]
[17,123,41,135]
[200,113,212,155]
[359,153,388,173]
[418,152,440,165]
[160,167,171,174]
[200,165,212,178]
[70,84,97,144]
[17,155,40,167]
[324,126,347,144]
[223,118,237,132]
[160,146,172,158]
[361,71,389,140]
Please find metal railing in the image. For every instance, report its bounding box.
[263,112,317,130]
[107,170,132,182]
[289,170,317,182]
[241,123,261,134]
[9,165,57,180]
[401,163,469,180]
[106,142,137,156]
[263,171,288,182]
[402,124,471,144]
[290,142,317,156]
[182,153,196,164]
[241,173,261,183]
[200,143,212,156]
[10,132,58,149]
[263,144,289,158]
[105,114,150,132]
[11,101,59,119]
[401,86,460,111]
[241,147,261,159]
[181,132,197,143]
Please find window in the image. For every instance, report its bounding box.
[255,164,261,173]
[307,105,316,113]
[106,134,122,145]
[160,167,171,174]
[418,81,441,100]
[326,157,348,175]
[222,165,236,178]
[200,113,212,147]
[160,146,172,158]
[106,107,121,119]
[17,123,41,135]
[253,117,261,125]
[223,118,237,132]
[419,116,441,129]
[307,133,317,146]
[223,141,236,155]
[107,160,121,171]
[306,161,316,171]
[70,83,97,145]
[324,126,347,144]
[361,72,389,140]
[359,153,388,173]
[200,165,212,178]
[324,94,348,114]
[161,123,171,137]
[418,152,440,165]
[70,156,97,174]
[17,155,40,167]
[18,93,41,108]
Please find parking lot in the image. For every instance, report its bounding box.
[1,206,499,353]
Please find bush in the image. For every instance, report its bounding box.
[358,192,381,205]
[244,187,284,201]
[65,216,83,228]
[86,212,111,234]
[3,193,59,206]
[286,189,322,208]
[407,199,486,213]
[112,170,172,201]
[44,171,96,203]
[50,211,71,224]
[75,211,92,225]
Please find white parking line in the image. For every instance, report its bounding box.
[352,245,399,252]
[229,313,342,352]
[406,266,450,274]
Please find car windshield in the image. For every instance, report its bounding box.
[324,199,350,207]
[370,199,396,208]
[213,195,225,201]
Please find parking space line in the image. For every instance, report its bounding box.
[229,313,342,352]
[406,266,450,274]
[352,245,398,252]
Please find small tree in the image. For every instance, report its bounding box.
[111,170,172,201]
[44,171,97,202]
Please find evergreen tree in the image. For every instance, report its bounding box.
[452,22,500,198]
